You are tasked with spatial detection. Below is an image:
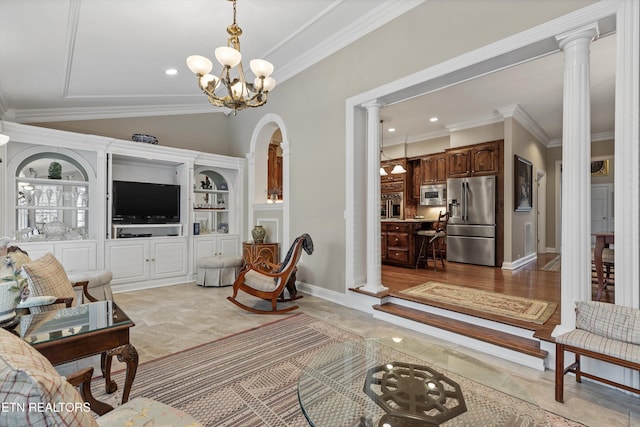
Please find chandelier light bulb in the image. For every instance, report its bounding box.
[215,46,242,68]
[200,74,219,90]
[255,76,276,92]
[186,55,213,75]
[250,59,274,77]
[231,81,248,98]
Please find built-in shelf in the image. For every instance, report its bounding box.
[112,223,183,239]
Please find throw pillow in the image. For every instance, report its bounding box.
[22,253,75,313]
[0,328,99,427]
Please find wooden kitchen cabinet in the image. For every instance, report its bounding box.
[446,141,500,178]
[411,159,421,201]
[381,221,421,267]
[422,153,447,184]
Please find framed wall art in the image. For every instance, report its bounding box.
[591,159,609,176]
[514,155,532,212]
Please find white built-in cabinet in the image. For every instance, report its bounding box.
[105,237,188,285]
[0,121,245,291]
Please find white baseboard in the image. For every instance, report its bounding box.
[502,252,537,270]
[111,276,193,294]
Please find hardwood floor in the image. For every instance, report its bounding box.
[380,253,615,342]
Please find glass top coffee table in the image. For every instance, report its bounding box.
[16,301,138,405]
[298,338,547,427]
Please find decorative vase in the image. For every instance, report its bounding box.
[48,162,62,179]
[251,225,266,243]
[0,280,24,323]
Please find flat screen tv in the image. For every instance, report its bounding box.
[112,180,180,223]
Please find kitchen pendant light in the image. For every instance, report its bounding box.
[391,164,407,174]
[186,0,275,115]
[379,120,406,176]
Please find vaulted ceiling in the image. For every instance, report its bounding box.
[0,0,615,146]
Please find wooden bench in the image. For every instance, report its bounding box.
[555,301,640,402]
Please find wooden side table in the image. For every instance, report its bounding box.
[242,242,280,265]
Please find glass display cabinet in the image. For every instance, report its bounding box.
[14,155,90,242]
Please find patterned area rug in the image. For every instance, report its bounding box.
[400,281,557,324]
[93,313,580,426]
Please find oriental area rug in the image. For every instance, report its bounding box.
[93,313,579,426]
[399,281,557,325]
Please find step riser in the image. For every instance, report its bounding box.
[387,296,536,340]
[373,309,546,371]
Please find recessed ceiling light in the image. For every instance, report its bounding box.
[165,68,179,76]
[429,117,438,122]
[388,128,396,132]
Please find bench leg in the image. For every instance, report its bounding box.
[555,343,565,402]
[575,353,582,383]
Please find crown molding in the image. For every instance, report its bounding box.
[547,130,614,147]
[275,0,425,83]
[496,104,551,146]
[11,104,226,124]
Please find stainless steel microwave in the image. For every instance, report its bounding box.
[420,184,447,206]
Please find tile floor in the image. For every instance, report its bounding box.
[73,283,639,427]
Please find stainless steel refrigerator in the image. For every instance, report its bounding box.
[446,175,496,266]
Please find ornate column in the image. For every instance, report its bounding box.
[360,101,388,294]
[553,24,599,336]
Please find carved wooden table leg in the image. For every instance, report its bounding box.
[104,344,139,404]
[100,352,117,394]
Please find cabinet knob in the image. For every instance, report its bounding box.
[145,259,149,262]
[152,258,156,262]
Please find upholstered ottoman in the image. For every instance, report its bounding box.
[197,255,244,287]
[67,269,113,303]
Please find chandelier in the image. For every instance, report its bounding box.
[186,0,276,114]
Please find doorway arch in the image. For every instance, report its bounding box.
[248,113,291,246]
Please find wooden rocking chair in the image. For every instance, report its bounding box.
[227,234,313,314]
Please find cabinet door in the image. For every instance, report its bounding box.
[151,239,187,278]
[421,157,436,183]
[55,242,96,272]
[381,232,387,260]
[470,143,499,175]
[256,245,278,264]
[433,154,448,183]
[195,237,216,259]
[411,160,421,200]
[107,241,149,283]
[217,234,239,256]
[446,150,470,177]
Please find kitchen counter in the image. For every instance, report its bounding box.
[381,218,437,223]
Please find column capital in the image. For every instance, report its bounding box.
[361,100,386,111]
[555,23,599,50]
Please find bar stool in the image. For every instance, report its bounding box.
[415,211,449,270]
[415,229,436,269]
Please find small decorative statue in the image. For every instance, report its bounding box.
[48,162,62,179]
[200,176,212,190]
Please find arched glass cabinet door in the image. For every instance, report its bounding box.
[15,154,89,241]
